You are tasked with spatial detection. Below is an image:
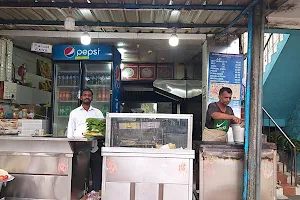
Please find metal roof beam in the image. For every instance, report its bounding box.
[217,0,259,37]
[0,2,250,11]
[0,30,207,40]
[0,20,246,28]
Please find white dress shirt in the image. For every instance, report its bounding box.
[67,105,104,153]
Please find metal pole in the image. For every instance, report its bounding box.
[247,0,265,199]
[255,0,265,198]
[242,6,253,200]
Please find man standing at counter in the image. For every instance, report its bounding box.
[203,87,242,142]
[67,88,104,192]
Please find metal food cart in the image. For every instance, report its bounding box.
[101,113,195,200]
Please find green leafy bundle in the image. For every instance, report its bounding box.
[86,118,106,136]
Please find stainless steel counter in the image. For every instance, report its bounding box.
[0,135,90,141]
[0,135,93,200]
[195,142,277,200]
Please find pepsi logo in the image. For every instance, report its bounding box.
[64,46,75,58]
[115,66,120,81]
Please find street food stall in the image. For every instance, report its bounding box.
[0,135,93,200]
[101,113,195,200]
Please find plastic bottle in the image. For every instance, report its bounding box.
[61,105,64,116]
[62,90,66,101]
[102,87,106,101]
[106,88,110,101]
[74,75,77,86]
[66,90,70,100]
[58,105,61,116]
[61,75,66,85]
[97,89,102,101]
[57,75,61,86]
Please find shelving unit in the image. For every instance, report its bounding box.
[58,100,78,103]
[86,84,110,88]
[25,72,52,82]
[58,85,79,88]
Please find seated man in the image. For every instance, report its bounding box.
[203,87,242,142]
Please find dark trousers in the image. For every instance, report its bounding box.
[90,146,103,191]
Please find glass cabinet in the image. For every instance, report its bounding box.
[105,113,193,149]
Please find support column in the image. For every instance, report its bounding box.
[247,0,265,199]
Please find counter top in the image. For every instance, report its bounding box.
[193,141,276,150]
[0,135,92,142]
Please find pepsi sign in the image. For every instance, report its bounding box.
[53,45,113,61]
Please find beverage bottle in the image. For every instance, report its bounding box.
[65,105,68,116]
[62,75,66,85]
[63,75,67,86]
[58,105,61,116]
[57,75,61,86]
[61,90,66,101]
[74,75,77,85]
[76,75,79,86]
[59,90,61,100]
[65,90,68,101]
[87,75,92,85]
[67,90,71,100]
[65,105,69,116]
[97,89,102,101]
[69,75,72,86]
[91,74,96,85]
[96,74,99,85]
[69,90,72,100]
[60,105,64,116]
[67,76,72,85]
[106,88,110,100]
[102,87,106,101]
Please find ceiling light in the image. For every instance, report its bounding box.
[118,48,126,56]
[120,63,125,70]
[81,31,91,45]
[117,42,125,47]
[64,15,75,31]
[169,33,179,47]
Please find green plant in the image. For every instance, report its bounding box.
[268,131,300,153]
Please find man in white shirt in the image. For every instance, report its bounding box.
[67,88,104,191]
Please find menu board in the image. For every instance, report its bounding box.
[121,64,138,80]
[157,65,174,79]
[139,64,156,80]
[208,53,244,117]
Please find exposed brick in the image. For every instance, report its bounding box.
[278,172,288,184]
[280,184,296,196]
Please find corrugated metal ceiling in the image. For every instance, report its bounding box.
[0,0,280,34]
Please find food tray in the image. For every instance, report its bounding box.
[0,175,14,184]
[0,175,14,194]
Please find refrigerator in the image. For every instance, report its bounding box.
[51,45,121,136]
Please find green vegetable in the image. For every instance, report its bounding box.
[86,118,106,135]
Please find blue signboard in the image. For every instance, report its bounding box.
[208,53,244,117]
[112,47,121,113]
[53,45,113,60]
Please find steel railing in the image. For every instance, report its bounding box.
[262,107,297,186]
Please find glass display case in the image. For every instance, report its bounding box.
[105,113,193,149]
